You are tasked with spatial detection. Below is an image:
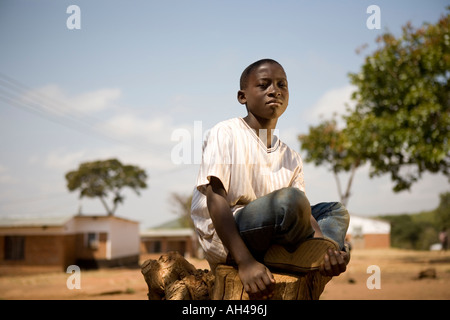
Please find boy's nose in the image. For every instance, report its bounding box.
[268,86,282,97]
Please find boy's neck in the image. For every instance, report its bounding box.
[243,115,278,148]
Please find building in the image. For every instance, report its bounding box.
[0,214,140,270]
[346,215,391,249]
[140,218,199,258]
[140,228,198,258]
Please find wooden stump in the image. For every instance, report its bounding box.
[141,251,332,300]
[141,251,215,300]
[212,265,331,300]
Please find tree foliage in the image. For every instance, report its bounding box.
[346,11,450,192]
[379,191,450,250]
[298,117,363,206]
[435,191,450,229]
[65,158,147,215]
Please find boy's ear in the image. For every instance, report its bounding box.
[237,90,247,105]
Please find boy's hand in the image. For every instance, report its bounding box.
[319,249,349,277]
[238,258,275,300]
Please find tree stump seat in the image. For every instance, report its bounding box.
[212,264,331,300]
[141,251,332,300]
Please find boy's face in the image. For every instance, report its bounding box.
[238,63,289,122]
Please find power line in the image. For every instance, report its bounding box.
[0,191,72,206]
[0,72,150,151]
[0,72,195,180]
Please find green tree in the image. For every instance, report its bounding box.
[346,11,450,192]
[298,117,363,207]
[435,191,450,230]
[379,214,423,249]
[65,158,147,216]
[378,191,449,250]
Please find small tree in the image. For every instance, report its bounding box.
[169,192,194,229]
[298,117,363,207]
[346,11,450,192]
[65,158,147,216]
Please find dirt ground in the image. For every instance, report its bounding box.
[1,248,449,300]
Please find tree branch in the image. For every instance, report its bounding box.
[342,163,359,208]
[99,195,113,216]
[333,169,345,206]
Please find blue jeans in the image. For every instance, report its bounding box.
[233,187,350,262]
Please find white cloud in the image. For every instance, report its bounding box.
[98,114,209,167]
[21,84,122,116]
[99,114,175,146]
[73,88,122,113]
[0,164,17,184]
[45,149,88,171]
[305,85,357,126]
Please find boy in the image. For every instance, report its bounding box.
[191,59,350,298]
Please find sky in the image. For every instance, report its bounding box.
[0,0,448,230]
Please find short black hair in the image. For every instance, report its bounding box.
[239,58,284,90]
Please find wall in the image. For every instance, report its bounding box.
[74,232,108,260]
[0,215,140,269]
[110,217,140,259]
[346,233,391,249]
[346,215,391,249]
[141,236,193,257]
[0,234,72,269]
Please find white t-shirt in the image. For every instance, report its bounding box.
[191,117,305,270]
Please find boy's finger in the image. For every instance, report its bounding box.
[268,268,276,282]
[330,250,346,275]
[336,251,347,273]
[255,278,267,292]
[322,252,331,275]
[327,249,343,275]
[335,250,344,263]
[256,269,275,299]
[246,281,259,295]
[328,249,338,268]
[260,275,274,294]
[265,268,276,286]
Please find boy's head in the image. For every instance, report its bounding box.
[239,59,284,90]
[238,59,289,121]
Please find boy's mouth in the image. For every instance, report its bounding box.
[266,99,283,106]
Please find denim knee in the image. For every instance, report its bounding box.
[234,187,315,258]
[311,202,350,250]
[272,187,313,242]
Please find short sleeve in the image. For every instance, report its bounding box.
[289,155,306,193]
[196,124,232,195]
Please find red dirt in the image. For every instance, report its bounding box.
[1,249,449,300]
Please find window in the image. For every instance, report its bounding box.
[153,240,161,253]
[4,236,25,260]
[352,226,363,239]
[86,232,99,250]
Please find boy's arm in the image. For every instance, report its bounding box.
[310,215,324,238]
[206,176,275,298]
